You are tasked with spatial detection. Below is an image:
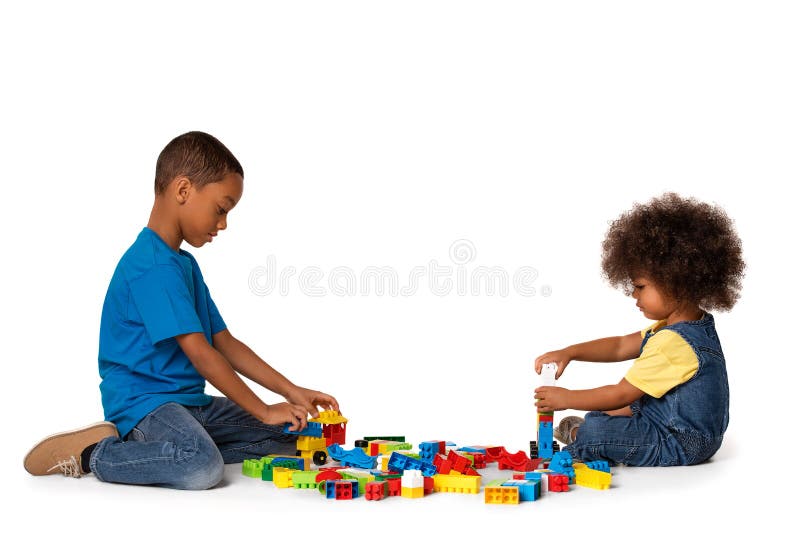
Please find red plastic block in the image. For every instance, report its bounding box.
[386,477,402,496]
[471,452,487,469]
[497,450,536,472]
[447,450,472,474]
[549,473,570,492]
[423,476,434,495]
[316,470,343,483]
[365,481,389,501]
[433,454,453,474]
[484,446,507,462]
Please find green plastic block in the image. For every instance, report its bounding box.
[242,458,265,478]
[292,470,319,489]
[363,435,406,442]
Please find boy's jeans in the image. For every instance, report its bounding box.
[89,397,298,489]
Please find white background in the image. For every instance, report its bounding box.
[1,1,797,530]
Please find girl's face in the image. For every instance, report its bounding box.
[631,276,682,322]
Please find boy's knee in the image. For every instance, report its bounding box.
[176,446,224,490]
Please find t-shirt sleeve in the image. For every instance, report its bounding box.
[205,282,227,335]
[625,329,699,398]
[128,264,204,345]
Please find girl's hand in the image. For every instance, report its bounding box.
[534,386,571,412]
[263,402,309,431]
[284,386,340,418]
[534,350,572,379]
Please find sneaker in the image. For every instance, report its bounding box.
[554,416,584,445]
[24,421,118,477]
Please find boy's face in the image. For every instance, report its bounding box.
[630,276,678,322]
[178,172,244,248]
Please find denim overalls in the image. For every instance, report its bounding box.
[565,314,730,466]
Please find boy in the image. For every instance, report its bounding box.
[24,131,339,489]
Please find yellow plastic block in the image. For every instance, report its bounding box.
[272,467,296,488]
[573,464,611,490]
[309,410,348,425]
[297,435,328,451]
[485,486,520,505]
[401,486,424,499]
[432,473,481,494]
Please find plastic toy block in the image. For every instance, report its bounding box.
[323,479,360,500]
[574,463,612,490]
[419,440,446,461]
[261,458,303,481]
[309,410,348,446]
[316,470,343,483]
[502,479,540,502]
[549,451,575,481]
[272,467,295,488]
[363,435,406,442]
[242,458,265,478]
[296,435,328,451]
[401,487,424,498]
[386,477,402,496]
[365,481,389,501]
[338,469,375,494]
[423,476,434,495]
[291,470,319,489]
[470,452,487,469]
[282,421,323,437]
[401,469,424,489]
[368,440,412,456]
[432,454,453,475]
[485,485,520,505]
[432,473,481,494]
[464,467,480,476]
[309,410,348,425]
[267,455,306,471]
[585,460,610,473]
[446,450,473,474]
[327,444,378,469]
[497,450,536,472]
[548,473,570,492]
[372,471,402,480]
[484,446,507,463]
[458,446,488,454]
[387,451,436,476]
[537,421,554,459]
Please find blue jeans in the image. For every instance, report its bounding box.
[89,397,298,489]
[563,408,708,466]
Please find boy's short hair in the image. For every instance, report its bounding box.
[601,192,745,311]
[155,131,244,194]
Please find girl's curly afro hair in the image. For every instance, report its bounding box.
[602,192,745,311]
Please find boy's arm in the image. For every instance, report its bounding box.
[212,329,339,417]
[176,332,308,429]
[535,378,644,412]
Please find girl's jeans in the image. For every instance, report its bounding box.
[89,397,298,489]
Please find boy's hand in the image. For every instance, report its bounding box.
[263,402,309,431]
[284,386,340,418]
[534,386,571,412]
[535,350,572,379]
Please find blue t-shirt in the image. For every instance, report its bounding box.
[98,227,227,437]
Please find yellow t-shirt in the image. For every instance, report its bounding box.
[624,320,699,398]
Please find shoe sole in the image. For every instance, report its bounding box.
[23,421,119,476]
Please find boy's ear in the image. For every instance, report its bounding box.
[174,176,192,204]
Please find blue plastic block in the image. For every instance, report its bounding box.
[502,479,540,501]
[282,422,323,437]
[327,444,378,469]
[549,451,575,481]
[586,460,610,473]
[523,472,542,481]
[538,421,554,459]
[387,451,437,477]
[457,446,488,454]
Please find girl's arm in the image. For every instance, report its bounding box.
[535,331,642,378]
[535,378,644,412]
